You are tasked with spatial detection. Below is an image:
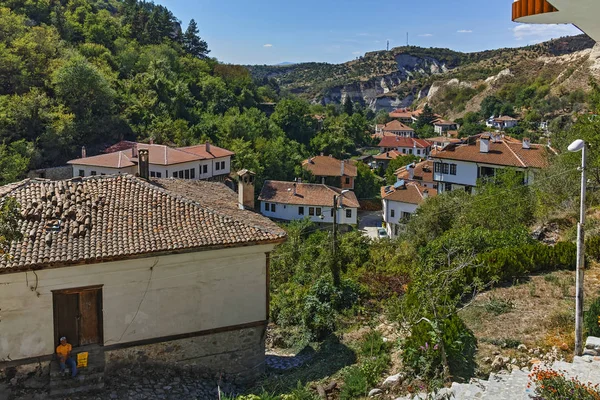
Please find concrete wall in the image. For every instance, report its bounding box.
[260,202,357,225]
[0,244,274,362]
[433,159,478,187]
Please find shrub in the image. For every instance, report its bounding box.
[587,236,600,262]
[359,330,390,359]
[340,367,369,400]
[529,366,600,399]
[585,296,600,338]
[402,314,477,381]
[484,296,514,316]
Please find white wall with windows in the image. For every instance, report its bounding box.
[260,202,357,225]
[380,146,430,157]
[382,199,419,238]
[72,165,136,177]
[432,159,478,189]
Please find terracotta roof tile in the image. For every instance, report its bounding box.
[433,138,556,168]
[258,181,360,208]
[374,151,403,160]
[0,175,285,273]
[395,160,435,184]
[381,120,414,132]
[378,136,432,149]
[381,182,436,205]
[302,156,358,177]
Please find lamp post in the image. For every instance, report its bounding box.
[332,190,350,286]
[568,139,586,356]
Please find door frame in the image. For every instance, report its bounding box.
[52,285,104,347]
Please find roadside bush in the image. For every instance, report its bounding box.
[585,296,600,338]
[402,314,477,382]
[587,236,600,262]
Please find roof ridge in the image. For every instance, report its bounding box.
[503,140,527,168]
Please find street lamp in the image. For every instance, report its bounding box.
[568,139,586,356]
[332,189,351,286]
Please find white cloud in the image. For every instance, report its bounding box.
[512,23,581,41]
[263,44,273,48]
[419,33,434,37]
[457,30,473,33]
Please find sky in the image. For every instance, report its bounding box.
[155,0,582,65]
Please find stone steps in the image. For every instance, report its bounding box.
[49,346,106,398]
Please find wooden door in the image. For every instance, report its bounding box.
[53,293,80,347]
[53,286,103,347]
[79,289,101,345]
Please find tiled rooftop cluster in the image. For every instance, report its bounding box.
[0,175,285,273]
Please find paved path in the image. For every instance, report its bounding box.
[359,211,382,240]
[397,356,600,400]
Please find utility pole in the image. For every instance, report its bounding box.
[332,194,340,286]
[575,143,587,355]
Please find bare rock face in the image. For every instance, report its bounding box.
[531,222,561,245]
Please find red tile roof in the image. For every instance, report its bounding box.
[381,182,436,205]
[258,181,360,208]
[302,156,358,177]
[433,138,556,168]
[378,136,431,149]
[374,151,403,161]
[0,175,286,273]
[68,142,234,168]
[395,160,435,184]
[381,120,414,132]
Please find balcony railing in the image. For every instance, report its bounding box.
[512,0,558,21]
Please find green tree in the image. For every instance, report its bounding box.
[0,139,33,184]
[271,98,316,145]
[343,96,354,116]
[354,162,380,200]
[183,19,209,58]
[414,104,436,128]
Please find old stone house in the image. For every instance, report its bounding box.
[0,173,285,383]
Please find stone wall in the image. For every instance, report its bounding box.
[105,324,267,384]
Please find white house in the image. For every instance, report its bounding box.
[301,155,357,190]
[0,174,286,383]
[258,180,360,226]
[433,119,458,135]
[378,136,432,157]
[431,134,556,194]
[428,136,462,150]
[381,181,436,238]
[374,120,415,138]
[486,115,519,130]
[68,141,234,181]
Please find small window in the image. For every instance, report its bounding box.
[346,209,352,218]
[442,164,450,174]
[190,169,195,179]
[203,165,208,174]
[390,209,395,218]
[345,177,350,184]
[150,171,156,178]
[409,149,413,155]
[402,211,412,219]
[402,148,406,154]
[178,171,184,178]
[417,149,421,155]
[445,182,452,192]
[156,172,162,178]
[264,202,269,211]
[309,207,315,216]
[450,164,457,175]
[221,161,226,169]
[316,207,322,216]
[331,208,334,217]
[271,204,276,212]
[434,163,441,173]
[173,171,177,177]
[78,170,84,177]
[91,171,97,176]
[184,169,190,179]
[215,162,221,171]
[298,206,304,215]
[100,173,106,176]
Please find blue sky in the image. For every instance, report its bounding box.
[155,0,582,65]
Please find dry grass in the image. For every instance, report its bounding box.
[460,264,600,368]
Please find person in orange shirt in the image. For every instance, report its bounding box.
[56,337,77,377]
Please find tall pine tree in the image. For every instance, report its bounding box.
[183,19,209,58]
[343,96,354,116]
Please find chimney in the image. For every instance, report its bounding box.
[320,152,324,156]
[341,160,345,176]
[81,146,86,158]
[293,182,297,196]
[522,137,531,149]
[423,189,429,199]
[408,163,415,180]
[205,141,211,153]
[138,149,150,180]
[480,134,490,153]
[237,170,255,210]
[132,142,138,158]
[149,138,154,145]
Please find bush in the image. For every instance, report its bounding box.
[530,365,600,399]
[339,367,369,400]
[587,236,600,262]
[402,314,477,381]
[585,296,600,338]
[484,296,514,316]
